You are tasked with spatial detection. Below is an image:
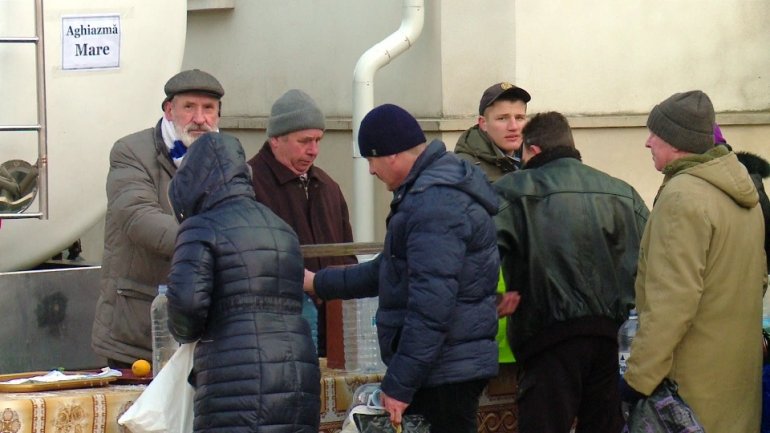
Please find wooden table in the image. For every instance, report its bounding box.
[479,363,519,433]
[0,383,142,433]
[319,364,518,433]
[0,365,517,433]
[319,366,383,432]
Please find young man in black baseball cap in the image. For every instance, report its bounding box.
[455,82,531,182]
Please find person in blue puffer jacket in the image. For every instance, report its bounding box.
[304,104,500,433]
[166,132,320,433]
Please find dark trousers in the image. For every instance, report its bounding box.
[517,336,623,433]
[405,378,488,433]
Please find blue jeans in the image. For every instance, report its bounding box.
[405,378,488,433]
[301,293,318,352]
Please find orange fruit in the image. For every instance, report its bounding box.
[131,359,152,377]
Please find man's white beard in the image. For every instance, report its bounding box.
[174,122,213,147]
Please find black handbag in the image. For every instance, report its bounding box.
[352,413,430,433]
[624,378,705,433]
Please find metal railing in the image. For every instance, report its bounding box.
[0,0,48,219]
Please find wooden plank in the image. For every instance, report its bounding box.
[300,242,383,258]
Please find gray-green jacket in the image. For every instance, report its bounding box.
[91,119,178,363]
[454,124,519,182]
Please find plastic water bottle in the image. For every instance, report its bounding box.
[618,309,639,375]
[342,299,361,371]
[341,254,385,373]
[358,297,384,372]
[763,283,770,330]
[342,297,385,372]
[301,293,319,352]
[342,299,359,370]
[151,285,180,377]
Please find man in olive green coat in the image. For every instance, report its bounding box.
[622,90,766,433]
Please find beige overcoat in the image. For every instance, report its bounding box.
[626,147,767,433]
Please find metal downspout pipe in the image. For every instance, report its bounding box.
[351,0,424,242]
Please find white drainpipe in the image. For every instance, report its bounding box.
[351,0,424,242]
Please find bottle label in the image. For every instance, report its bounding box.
[618,351,630,375]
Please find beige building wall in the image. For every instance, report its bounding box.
[184,0,770,244]
[80,0,770,258]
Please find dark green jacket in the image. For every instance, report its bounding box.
[454,125,519,182]
[494,147,649,360]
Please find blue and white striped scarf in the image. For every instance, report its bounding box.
[160,117,187,167]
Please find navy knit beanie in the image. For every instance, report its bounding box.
[358,104,426,157]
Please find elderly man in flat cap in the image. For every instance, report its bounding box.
[92,69,225,368]
[247,89,356,357]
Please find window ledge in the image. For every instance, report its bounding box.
[188,0,234,12]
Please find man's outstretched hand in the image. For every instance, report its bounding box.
[303,269,316,296]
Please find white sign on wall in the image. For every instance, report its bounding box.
[61,14,120,70]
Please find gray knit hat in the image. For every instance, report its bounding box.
[267,89,326,137]
[646,90,715,154]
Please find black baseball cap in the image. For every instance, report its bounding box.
[478,82,531,115]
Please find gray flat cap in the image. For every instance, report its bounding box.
[163,69,224,108]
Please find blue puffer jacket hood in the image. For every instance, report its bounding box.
[165,131,321,432]
[169,132,255,223]
[394,139,499,216]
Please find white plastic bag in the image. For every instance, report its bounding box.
[118,342,196,433]
[341,405,385,433]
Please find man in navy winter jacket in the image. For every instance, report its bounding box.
[304,104,500,433]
